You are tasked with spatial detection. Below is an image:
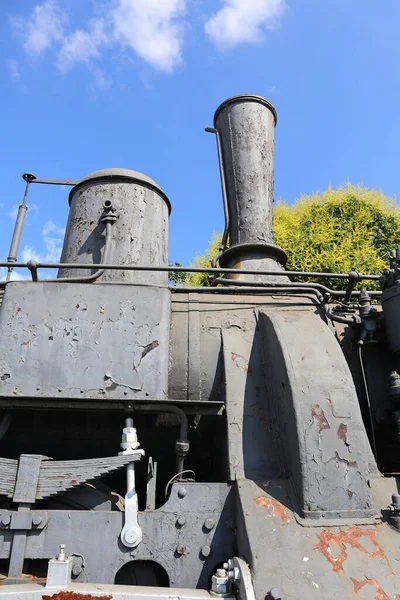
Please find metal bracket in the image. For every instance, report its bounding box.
[0,511,47,530]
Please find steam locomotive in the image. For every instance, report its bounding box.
[0,94,399,599]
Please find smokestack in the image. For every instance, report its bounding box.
[58,168,171,286]
[213,94,287,282]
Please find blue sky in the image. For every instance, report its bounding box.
[1,0,400,279]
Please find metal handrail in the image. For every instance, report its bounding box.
[0,261,381,280]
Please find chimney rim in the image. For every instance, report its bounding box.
[213,94,278,127]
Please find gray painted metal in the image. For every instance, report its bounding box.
[169,291,376,517]
[0,584,234,600]
[381,284,400,352]
[13,455,43,504]
[59,169,170,285]
[0,454,142,500]
[235,478,400,599]
[0,283,170,401]
[2,94,400,599]
[0,483,235,589]
[213,94,287,282]
[213,95,276,244]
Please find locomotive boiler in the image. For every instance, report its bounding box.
[0,94,400,599]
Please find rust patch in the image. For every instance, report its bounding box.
[17,308,21,313]
[337,423,347,441]
[43,594,112,600]
[311,404,330,431]
[255,496,290,524]
[76,304,80,309]
[231,352,249,373]
[314,528,386,573]
[350,578,390,600]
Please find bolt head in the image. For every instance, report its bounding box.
[72,564,82,577]
[176,546,186,555]
[32,514,42,526]
[267,588,284,600]
[204,518,215,530]
[211,573,229,595]
[1,514,10,526]
[178,487,187,498]
[201,545,211,557]
[176,516,186,526]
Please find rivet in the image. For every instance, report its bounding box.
[176,516,186,526]
[176,546,185,555]
[204,518,215,530]
[201,545,211,557]
[178,487,187,498]
[267,588,284,600]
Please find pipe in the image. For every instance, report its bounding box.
[205,127,230,263]
[6,174,36,281]
[0,261,381,280]
[358,344,378,462]
[211,276,381,300]
[133,404,189,474]
[324,306,362,326]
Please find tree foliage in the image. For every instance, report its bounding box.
[181,184,400,290]
[273,184,400,289]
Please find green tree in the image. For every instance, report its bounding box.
[184,184,400,290]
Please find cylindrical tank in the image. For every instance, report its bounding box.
[382,285,400,353]
[214,95,287,283]
[58,168,171,285]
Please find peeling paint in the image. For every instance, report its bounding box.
[350,577,390,600]
[231,352,249,372]
[314,528,386,573]
[311,404,330,431]
[141,340,159,359]
[254,496,290,524]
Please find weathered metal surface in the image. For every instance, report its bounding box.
[0,584,232,600]
[219,247,288,284]
[13,455,43,504]
[236,478,400,599]
[259,309,377,517]
[0,454,142,501]
[222,326,284,481]
[0,282,170,401]
[169,292,317,402]
[58,169,170,286]
[214,95,287,282]
[213,95,276,247]
[0,484,235,589]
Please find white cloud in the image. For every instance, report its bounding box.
[11,0,187,82]
[0,268,32,282]
[8,204,39,220]
[21,219,65,264]
[205,0,286,48]
[111,0,186,72]
[57,18,109,73]
[14,0,66,57]
[6,59,20,81]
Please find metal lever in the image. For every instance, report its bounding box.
[119,418,144,549]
